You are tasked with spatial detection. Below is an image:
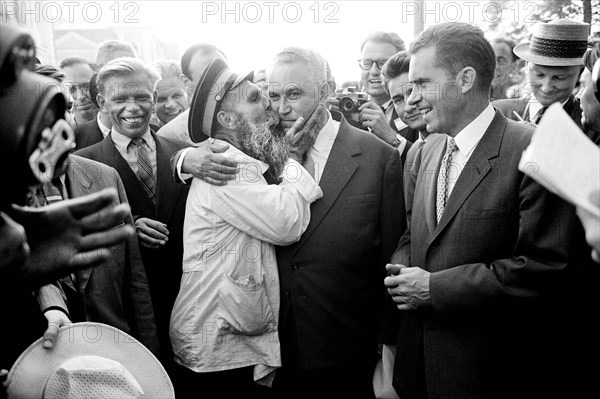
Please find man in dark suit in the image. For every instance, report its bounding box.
[267,47,406,398]
[385,22,594,399]
[75,58,190,372]
[493,19,589,130]
[36,155,159,356]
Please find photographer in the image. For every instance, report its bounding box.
[357,32,416,155]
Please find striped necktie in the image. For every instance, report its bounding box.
[130,138,157,205]
[436,138,458,224]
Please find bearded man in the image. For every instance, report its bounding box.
[169,59,323,396]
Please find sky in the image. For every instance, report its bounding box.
[3,0,549,83]
[114,0,423,84]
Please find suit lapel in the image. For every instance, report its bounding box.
[431,111,505,242]
[294,118,359,250]
[64,158,95,292]
[153,133,180,223]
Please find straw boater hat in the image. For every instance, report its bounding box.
[514,19,589,66]
[188,57,254,143]
[6,323,174,399]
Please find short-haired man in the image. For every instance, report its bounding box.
[576,43,600,261]
[381,51,433,218]
[385,22,593,398]
[60,56,99,125]
[358,32,417,153]
[158,43,227,146]
[494,20,588,128]
[169,58,322,396]
[153,59,189,126]
[75,57,190,374]
[489,36,519,100]
[95,39,137,67]
[268,47,405,398]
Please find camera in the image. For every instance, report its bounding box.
[326,87,369,128]
[0,23,75,209]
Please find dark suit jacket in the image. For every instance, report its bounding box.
[74,119,104,150]
[276,115,406,374]
[38,155,159,355]
[391,110,595,398]
[75,132,190,362]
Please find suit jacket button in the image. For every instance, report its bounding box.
[284,291,291,297]
[292,264,299,271]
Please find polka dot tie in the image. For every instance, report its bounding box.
[436,137,458,224]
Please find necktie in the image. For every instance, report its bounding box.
[532,106,548,125]
[42,178,66,205]
[303,152,316,180]
[130,138,157,205]
[436,138,458,224]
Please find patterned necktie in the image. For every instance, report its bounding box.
[130,138,157,205]
[436,138,458,224]
[532,106,548,125]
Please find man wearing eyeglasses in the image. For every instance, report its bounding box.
[59,57,99,125]
[358,32,417,158]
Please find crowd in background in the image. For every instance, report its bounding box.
[1,16,600,399]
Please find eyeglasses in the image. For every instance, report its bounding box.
[66,82,90,96]
[358,58,388,71]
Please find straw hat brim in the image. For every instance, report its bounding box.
[6,322,174,399]
[514,42,584,67]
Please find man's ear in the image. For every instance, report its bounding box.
[318,81,332,103]
[457,67,477,94]
[182,74,192,92]
[216,110,238,130]
[97,94,108,114]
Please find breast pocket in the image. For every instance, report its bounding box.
[465,207,508,220]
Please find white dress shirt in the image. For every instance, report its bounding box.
[445,104,495,198]
[307,111,340,183]
[170,141,323,385]
[110,128,157,178]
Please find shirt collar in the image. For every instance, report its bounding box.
[96,113,111,136]
[111,128,154,151]
[528,95,570,122]
[312,110,337,153]
[452,104,495,157]
[381,99,393,111]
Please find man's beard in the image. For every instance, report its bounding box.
[239,110,290,184]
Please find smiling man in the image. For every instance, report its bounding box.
[385,22,593,399]
[494,19,588,128]
[357,32,417,151]
[75,57,191,377]
[153,60,189,126]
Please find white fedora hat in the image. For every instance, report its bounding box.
[514,19,589,66]
[5,322,174,399]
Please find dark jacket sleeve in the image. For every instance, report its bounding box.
[113,168,160,356]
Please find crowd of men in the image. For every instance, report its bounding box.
[2,18,600,399]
